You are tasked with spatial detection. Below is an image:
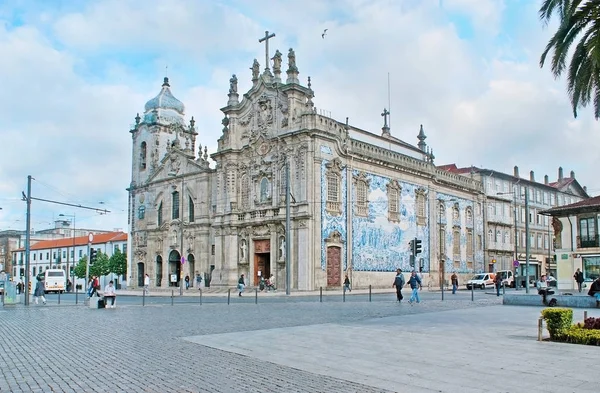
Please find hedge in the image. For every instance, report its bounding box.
[541,308,573,339]
[557,327,600,346]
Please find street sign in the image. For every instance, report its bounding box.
[181,257,185,264]
[513,260,520,267]
[88,233,94,243]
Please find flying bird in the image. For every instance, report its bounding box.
[322,29,328,39]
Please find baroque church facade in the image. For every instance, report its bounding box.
[127,41,485,291]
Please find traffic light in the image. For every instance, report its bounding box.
[90,249,98,264]
[415,238,422,255]
[409,239,415,256]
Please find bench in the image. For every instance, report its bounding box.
[503,293,600,308]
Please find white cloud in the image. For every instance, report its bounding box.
[1,0,599,233]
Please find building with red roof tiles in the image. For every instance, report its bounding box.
[438,164,588,284]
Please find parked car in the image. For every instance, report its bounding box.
[496,270,514,288]
[466,273,496,290]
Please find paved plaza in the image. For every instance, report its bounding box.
[0,295,598,393]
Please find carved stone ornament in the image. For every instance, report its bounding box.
[134,248,147,260]
[325,157,344,175]
[324,230,344,244]
[168,155,181,175]
[252,225,269,237]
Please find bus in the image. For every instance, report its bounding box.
[43,269,66,294]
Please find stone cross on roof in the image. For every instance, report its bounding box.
[381,108,390,128]
[258,30,276,73]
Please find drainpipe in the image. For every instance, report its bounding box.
[567,216,574,252]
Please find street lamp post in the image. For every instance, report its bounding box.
[168,172,184,296]
[59,213,76,292]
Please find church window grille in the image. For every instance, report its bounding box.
[188,197,195,222]
[138,205,145,219]
[140,142,147,170]
[356,179,368,217]
[453,229,460,256]
[467,229,473,256]
[466,207,473,223]
[386,180,401,222]
[240,174,249,208]
[157,202,163,227]
[416,189,426,226]
[260,177,271,202]
[324,159,343,215]
[439,202,446,218]
[439,225,446,255]
[172,191,180,220]
[452,205,460,221]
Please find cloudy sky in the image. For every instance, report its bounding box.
[1,0,598,233]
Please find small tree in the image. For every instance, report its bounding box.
[108,248,127,279]
[90,251,110,278]
[73,256,88,279]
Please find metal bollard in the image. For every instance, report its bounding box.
[58,291,61,305]
[538,317,544,341]
[142,289,145,307]
[502,283,506,295]
[320,287,323,303]
[471,284,474,302]
[199,289,202,305]
[441,282,445,301]
[255,288,258,304]
[584,310,588,321]
[227,288,231,305]
[369,285,372,302]
[75,287,78,305]
[171,290,174,306]
[343,287,346,302]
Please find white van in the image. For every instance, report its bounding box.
[44,269,66,294]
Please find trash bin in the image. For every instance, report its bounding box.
[89,297,105,309]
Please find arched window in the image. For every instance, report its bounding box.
[325,158,343,215]
[327,174,339,203]
[188,196,195,222]
[157,202,163,226]
[453,205,460,220]
[260,177,271,202]
[466,207,473,222]
[387,180,401,222]
[488,229,493,243]
[439,202,446,217]
[504,230,510,244]
[496,230,501,242]
[172,191,180,219]
[354,172,369,217]
[140,141,147,170]
[416,189,426,226]
[138,205,145,219]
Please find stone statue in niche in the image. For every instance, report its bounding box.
[171,230,177,246]
[229,74,238,94]
[240,239,247,260]
[260,178,271,202]
[279,237,285,260]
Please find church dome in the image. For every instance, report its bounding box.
[144,77,185,115]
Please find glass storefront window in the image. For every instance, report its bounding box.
[583,256,600,280]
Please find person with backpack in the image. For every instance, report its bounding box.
[494,273,503,296]
[392,269,405,303]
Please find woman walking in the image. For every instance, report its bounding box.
[34,277,46,305]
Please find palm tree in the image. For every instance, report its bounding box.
[539,0,600,119]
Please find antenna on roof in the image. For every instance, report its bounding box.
[165,64,168,78]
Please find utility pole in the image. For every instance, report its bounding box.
[285,159,291,295]
[24,175,32,306]
[86,233,93,300]
[512,191,519,291]
[525,188,530,294]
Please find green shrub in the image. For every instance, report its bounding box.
[541,308,573,338]
[558,326,600,346]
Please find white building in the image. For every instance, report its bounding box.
[542,195,600,290]
[12,231,127,289]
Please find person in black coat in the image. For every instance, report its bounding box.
[573,268,585,292]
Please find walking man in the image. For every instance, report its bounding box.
[392,269,405,302]
[451,272,459,295]
[407,271,422,304]
[143,273,150,295]
[33,276,46,305]
[238,274,245,297]
[574,268,584,293]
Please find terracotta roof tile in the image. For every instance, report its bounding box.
[541,195,600,216]
[14,232,127,252]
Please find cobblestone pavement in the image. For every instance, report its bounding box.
[0,298,501,393]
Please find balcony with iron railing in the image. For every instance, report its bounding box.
[577,235,600,249]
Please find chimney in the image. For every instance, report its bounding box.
[570,170,575,178]
[584,185,588,193]
[558,167,563,181]
[530,170,535,182]
[514,166,519,178]
[544,175,549,185]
